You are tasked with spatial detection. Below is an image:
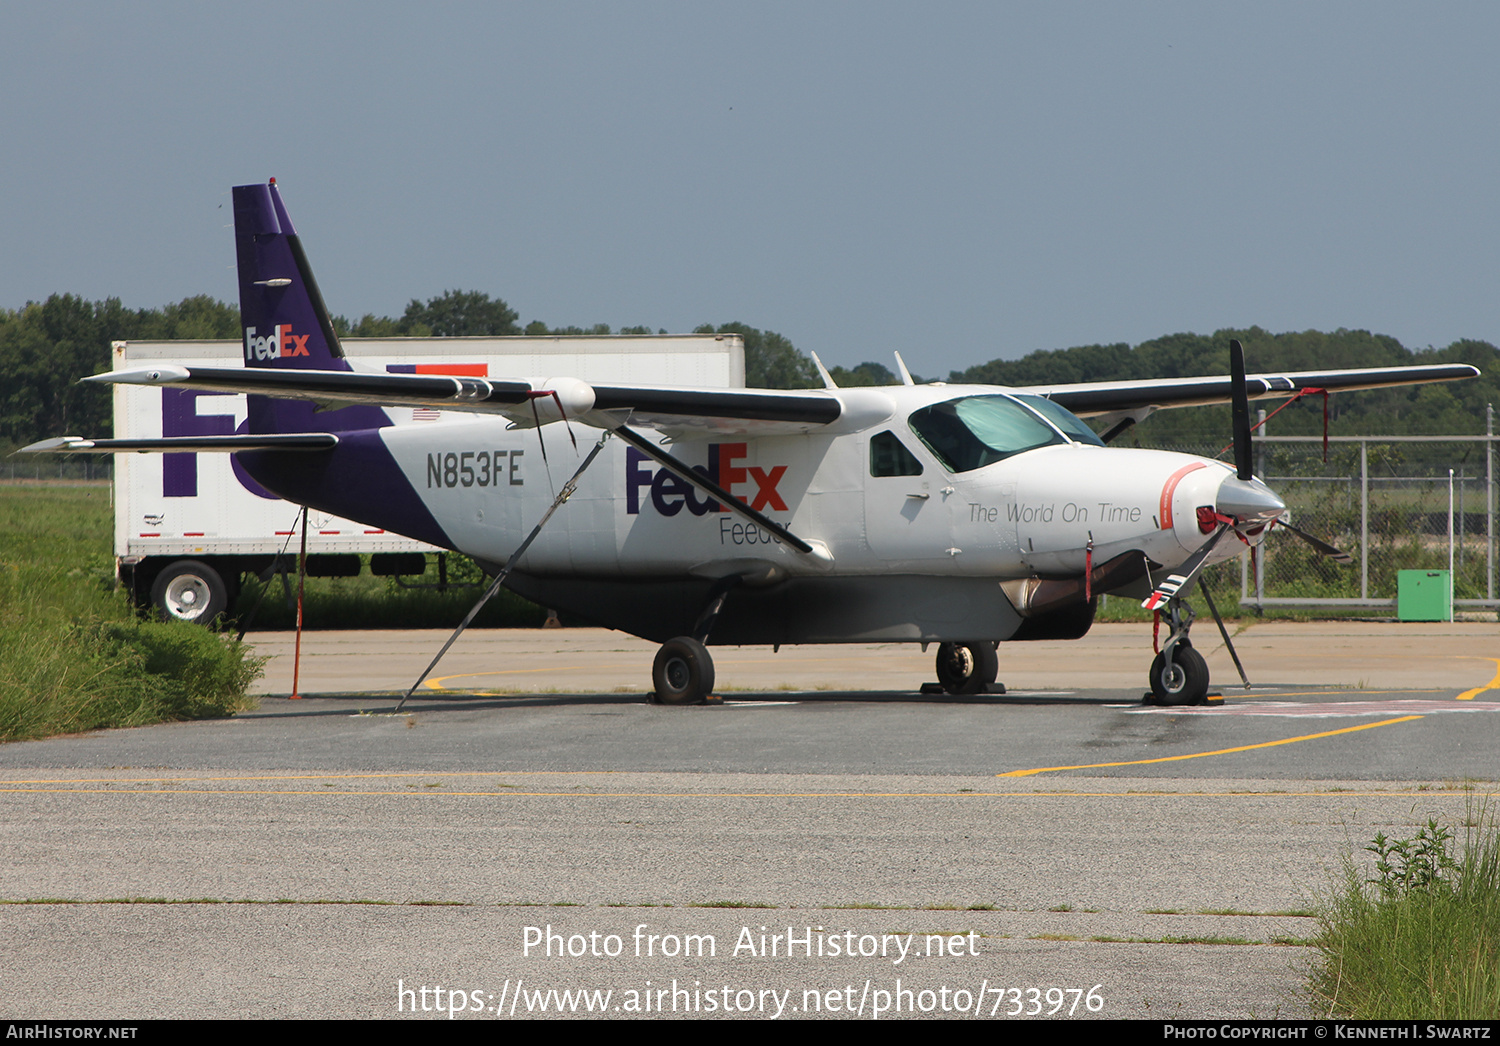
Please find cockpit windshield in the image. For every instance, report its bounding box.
[1012,394,1106,448]
[907,394,1102,473]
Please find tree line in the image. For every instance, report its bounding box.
[2,289,1495,450]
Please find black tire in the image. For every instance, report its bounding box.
[149,560,230,625]
[935,641,999,696]
[652,636,716,705]
[1149,642,1209,705]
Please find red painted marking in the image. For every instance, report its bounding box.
[748,465,788,511]
[1158,462,1207,530]
[275,531,295,535]
[183,532,205,537]
[139,533,160,538]
[413,363,489,376]
[717,443,747,511]
[319,530,340,535]
[364,529,384,534]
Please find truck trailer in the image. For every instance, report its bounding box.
[108,334,745,622]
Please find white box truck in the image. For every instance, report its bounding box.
[111,334,745,622]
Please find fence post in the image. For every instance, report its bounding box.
[1254,409,1266,610]
[1488,403,1495,602]
[1361,439,1369,600]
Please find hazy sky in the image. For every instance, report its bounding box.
[4,2,1497,376]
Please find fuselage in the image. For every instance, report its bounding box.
[243,382,1272,610]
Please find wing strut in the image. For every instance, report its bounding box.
[392,430,613,712]
[612,425,828,560]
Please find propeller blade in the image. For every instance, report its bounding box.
[1277,519,1354,564]
[1142,523,1230,610]
[1230,338,1253,481]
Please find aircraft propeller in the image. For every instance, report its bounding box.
[1221,337,1353,562]
[1139,338,1356,699]
[1274,518,1355,564]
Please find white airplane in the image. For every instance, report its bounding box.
[27,181,1480,706]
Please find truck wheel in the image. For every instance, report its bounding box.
[150,560,230,625]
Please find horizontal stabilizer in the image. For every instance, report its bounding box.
[86,365,535,410]
[19,434,339,454]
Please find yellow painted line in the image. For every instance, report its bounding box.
[997,715,1425,778]
[423,666,601,689]
[1457,658,1500,701]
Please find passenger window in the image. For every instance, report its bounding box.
[870,430,924,477]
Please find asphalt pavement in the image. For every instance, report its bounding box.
[3,620,1497,1019]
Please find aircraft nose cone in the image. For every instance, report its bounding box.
[1216,474,1286,527]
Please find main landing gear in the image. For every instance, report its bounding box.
[652,637,715,705]
[650,577,737,705]
[935,642,1000,696]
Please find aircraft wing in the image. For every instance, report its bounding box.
[1022,363,1480,417]
[85,365,844,433]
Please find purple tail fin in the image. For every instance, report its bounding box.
[230,182,448,545]
[234,179,347,370]
[234,180,387,434]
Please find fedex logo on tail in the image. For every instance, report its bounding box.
[243,324,310,362]
[626,442,788,517]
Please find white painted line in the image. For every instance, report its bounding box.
[1124,699,1500,717]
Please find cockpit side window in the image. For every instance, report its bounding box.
[908,396,1067,472]
[869,430,924,477]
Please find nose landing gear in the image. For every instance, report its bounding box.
[1148,593,1212,705]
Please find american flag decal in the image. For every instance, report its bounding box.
[387,364,488,423]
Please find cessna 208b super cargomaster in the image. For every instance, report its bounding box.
[28,181,1480,705]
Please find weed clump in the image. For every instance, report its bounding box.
[0,486,262,740]
[1309,808,1500,1018]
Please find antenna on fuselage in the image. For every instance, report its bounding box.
[893,351,916,386]
[809,350,839,390]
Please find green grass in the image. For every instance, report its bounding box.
[231,554,549,631]
[1308,807,1500,1018]
[0,484,262,741]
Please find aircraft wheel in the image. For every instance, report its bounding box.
[653,636,715,705]
[935,642,999,696]
[150,560,229,625]
[1149,642,1209,705]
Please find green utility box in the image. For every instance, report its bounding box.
[1397,569,1452,622]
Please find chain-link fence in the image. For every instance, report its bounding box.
[0,458,113,482]
[1241,434,1496,608]
[1151,432,1498,610]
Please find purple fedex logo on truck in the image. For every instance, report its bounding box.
[160,388,278,499]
